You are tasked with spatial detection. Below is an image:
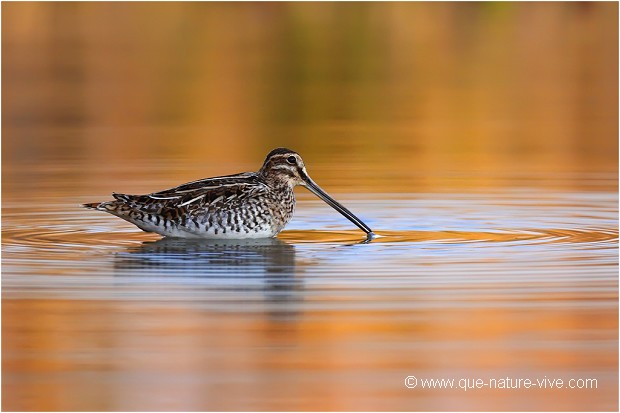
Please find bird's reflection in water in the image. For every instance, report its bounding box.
[114,237,301,321]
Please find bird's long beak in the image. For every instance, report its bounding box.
[300,168,374,238]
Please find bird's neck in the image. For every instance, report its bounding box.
[259,171,296,191]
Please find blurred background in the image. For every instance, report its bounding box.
[3,3,618,412]
[3,2,618,196]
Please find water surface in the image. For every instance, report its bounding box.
[3,2,618,411]
[3,168,618,410]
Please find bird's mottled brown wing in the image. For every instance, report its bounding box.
[112,172,269,214]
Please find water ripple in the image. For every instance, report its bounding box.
[3,192,617,309]
[2,205,617,251]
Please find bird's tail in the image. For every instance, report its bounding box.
[82,199,127,214]
[82,202,102,209]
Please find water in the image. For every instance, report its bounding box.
[3,2,618,411]
[3,166,618,411]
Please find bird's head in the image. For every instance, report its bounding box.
[259,147,374,238]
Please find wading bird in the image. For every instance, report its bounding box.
[83,148,374,240]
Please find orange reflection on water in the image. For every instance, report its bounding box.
[4,299,618,411]
[3,2,618,195]
[2,2,618,412]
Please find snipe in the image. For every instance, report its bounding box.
[83,148,374,240]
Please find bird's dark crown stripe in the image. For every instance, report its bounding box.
[265,147,297,159]
[261,148,298,169]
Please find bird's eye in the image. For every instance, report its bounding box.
[286,156,296,165]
